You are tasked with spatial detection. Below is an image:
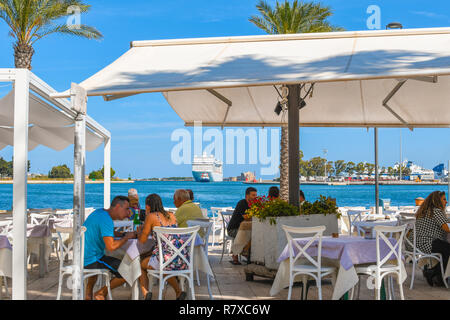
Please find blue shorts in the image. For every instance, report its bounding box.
[84,255,122,278]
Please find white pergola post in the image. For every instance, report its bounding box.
[71,83,87,300]
[104,137,111,209]
[12,69,30,300]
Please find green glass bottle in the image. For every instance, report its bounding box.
[133,209,141,230]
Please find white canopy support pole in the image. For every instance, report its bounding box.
[374,127,380,215]
[12,69,30,300]
[71,83,87,300]
[104,137,111,208]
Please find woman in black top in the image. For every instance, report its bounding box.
[411,191,449,286]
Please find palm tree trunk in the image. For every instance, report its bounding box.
[14,42,34,70]
[279,125,289,201]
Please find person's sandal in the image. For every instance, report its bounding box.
[176,292,187,300]
[144,292,152,300]
[229,260,242,265]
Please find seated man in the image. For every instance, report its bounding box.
[173,189,204,236]
[83,195,136,300]
[127,188,140,220]
[227,187,257,265]
[186,189,194,201]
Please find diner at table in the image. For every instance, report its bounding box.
[173,189,204,235]
[407,191,450,287]
[127,188,141,221]
[137,193,187,300]
[227,187,257,265]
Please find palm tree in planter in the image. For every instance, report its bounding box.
[249,0,343,201]
[0,0,102,70]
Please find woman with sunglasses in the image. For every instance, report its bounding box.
[408,191,449,287]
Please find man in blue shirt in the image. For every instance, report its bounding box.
[84,195,136,300]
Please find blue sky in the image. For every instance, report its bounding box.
[0,0,449,179]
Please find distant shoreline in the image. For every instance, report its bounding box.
[245,181,449,186]
[0,180,135,184]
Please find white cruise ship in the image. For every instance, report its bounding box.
[402,160,435,181]
[192,153,223,182]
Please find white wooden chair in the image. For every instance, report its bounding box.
[148,226,199,300]
[30,213,50,225]
[346,210,367,236]
[219,210,234,263]
[210,207,232,246]
[56,226,113,300]
[399,216,448,289]
[28,213,51,270]
[354,225,407,300]
[0,221,12,237]
[186,220,214,295]
[282,225,336,300]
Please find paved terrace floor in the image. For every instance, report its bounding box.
[2,242,449,301]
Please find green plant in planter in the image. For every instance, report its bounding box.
[247,198,299,225]
[300,195,341,219]
[247,195,341,225]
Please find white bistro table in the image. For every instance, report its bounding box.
[270,235,407,300]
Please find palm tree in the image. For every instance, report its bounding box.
[0,0,102,70]
[249,0,343,201]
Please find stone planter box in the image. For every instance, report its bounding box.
[251,214,338,270]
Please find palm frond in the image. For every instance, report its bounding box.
[31,23,102,44]
[0,0,102,46]
[250,0,344,35]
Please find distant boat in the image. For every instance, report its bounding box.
[192,153,223,182]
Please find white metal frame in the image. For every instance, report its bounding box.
[0,69,111,300]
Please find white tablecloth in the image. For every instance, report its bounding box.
[270,236,407,300]
[0,236,12,278]
[26,224,52,276]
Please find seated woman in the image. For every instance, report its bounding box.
[137,193,187,300]
[408,191,449,287]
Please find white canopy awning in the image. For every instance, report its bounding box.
[0,90,104,151]
[52,27,450,128]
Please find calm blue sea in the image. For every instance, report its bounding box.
[0,181,447,212]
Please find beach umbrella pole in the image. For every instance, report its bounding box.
[71,83,87,300]
[288,84,300,208]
